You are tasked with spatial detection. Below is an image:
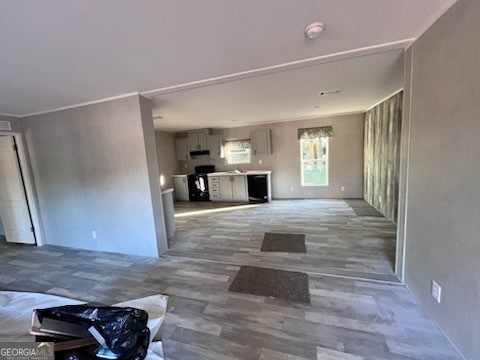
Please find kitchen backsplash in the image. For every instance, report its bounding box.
[176,153,274,174]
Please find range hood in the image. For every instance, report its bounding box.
[190,149,210,156]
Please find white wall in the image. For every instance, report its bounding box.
[22,95,166,257]
[404,0,480,358]
[178,113,364,199]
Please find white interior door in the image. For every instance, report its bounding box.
[0,136,35,244]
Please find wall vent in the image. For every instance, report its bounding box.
[0,121,12,131]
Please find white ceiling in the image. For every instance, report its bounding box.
[0,0,457,130]
[152,49,404,131]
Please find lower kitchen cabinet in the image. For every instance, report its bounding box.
[210,175,248,202]
[172,175,189,201]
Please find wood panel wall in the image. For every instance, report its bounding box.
[364,91,403,222]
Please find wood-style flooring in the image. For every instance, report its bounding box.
[0,199,461,359]
[169,199,397,282]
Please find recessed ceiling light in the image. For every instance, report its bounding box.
[304,22,325,39]
[318,89,341,96]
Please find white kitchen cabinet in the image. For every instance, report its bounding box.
[208,176,221,200]
[251,129,272,156]
[208,134,223,159]
[188,129,209,151]
[216,175,248,202]
[172,176,189,201]
[232,175,248,200]
[174,138,190,161]
[209,171,271,203]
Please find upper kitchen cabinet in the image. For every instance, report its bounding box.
[208,134,223,159]
[251,129,272,156]
[188,129,209,152]
[175,137,190,161]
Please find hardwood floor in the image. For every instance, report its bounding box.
[169,199,398,282]
[0,200,461,359]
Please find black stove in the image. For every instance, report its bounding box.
[187,165,215,201]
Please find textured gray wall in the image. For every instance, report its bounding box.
[0,115,22,133]
[364,92,402,222]
[155,131,176,189]
[404,0,480,358]
[22,95,164,257]
[178,114,364,199]
[139,96,167,254]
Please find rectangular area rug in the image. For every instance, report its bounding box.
[228,266,310,304]
[345,199,384,217]
[261,232,306,253]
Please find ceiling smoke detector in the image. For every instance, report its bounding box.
[304,22,325,39]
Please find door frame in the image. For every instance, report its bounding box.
[0,131,44,246]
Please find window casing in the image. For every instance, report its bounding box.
[300,137,328,186]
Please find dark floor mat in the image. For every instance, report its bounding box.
[345,199,384,217]
[261,232,306,253]
[228,266,310,304]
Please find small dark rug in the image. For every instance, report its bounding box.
[345,199,384,217]
[228,266,310,304]
[261,232,306,253]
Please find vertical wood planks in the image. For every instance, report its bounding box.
[364,92,403,222]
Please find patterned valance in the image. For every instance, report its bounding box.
[297,126,334,140]
[223,139,251,152]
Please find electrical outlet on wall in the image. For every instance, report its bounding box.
[341,186,345,192]
[431,280,442,303]
[290,186,294,192]
[259,159,263,164]
[91,230,97,239]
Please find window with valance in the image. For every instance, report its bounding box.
[297,126,334,140]
[223,139,251,164]
[298,126,332,186]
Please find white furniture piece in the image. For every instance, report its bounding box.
[251,129,272,156]
[161,188,176,239]
[174,138,190,161]
[208,171,271,202]
[188,129,209,151]
[172,175,189,201]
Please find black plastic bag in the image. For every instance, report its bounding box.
[36,305,150,360]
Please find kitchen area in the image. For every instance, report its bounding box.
[171,127,273,205]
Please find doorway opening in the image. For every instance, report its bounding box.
[0,134,40,245]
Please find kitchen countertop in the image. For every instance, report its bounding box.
[208,170,272,176]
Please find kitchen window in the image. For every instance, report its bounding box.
[300,137,328,186]
[224,139,251,165]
